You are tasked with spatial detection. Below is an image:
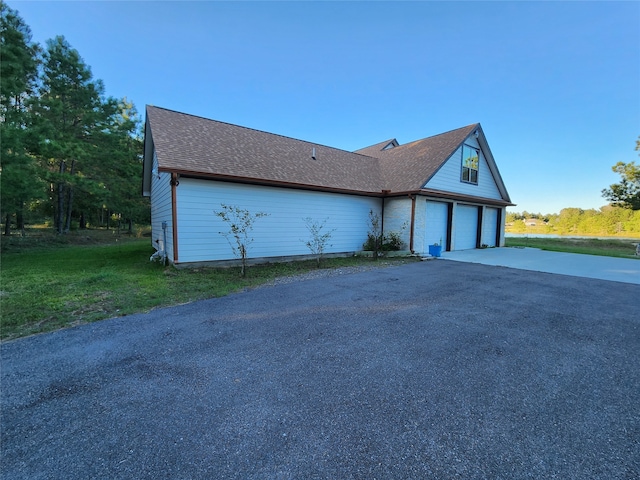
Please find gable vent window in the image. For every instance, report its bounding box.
[461,144,479,184]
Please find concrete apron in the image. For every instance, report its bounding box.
[439,247,640,285]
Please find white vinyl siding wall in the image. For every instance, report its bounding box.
[176,179,381,263]
[424,136,502,200]
[412,199,427,254]
[150,151,174,260]
[382,197,412,251]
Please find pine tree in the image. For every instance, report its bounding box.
[90,99,148,230]
[0,1,43,235]
[33,35,112,233]
[2,10,148,237]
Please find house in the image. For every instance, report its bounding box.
[142,106,514,266]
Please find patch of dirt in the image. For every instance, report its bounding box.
[258,258,420,287]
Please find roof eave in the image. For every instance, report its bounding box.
[475,125,512,203]
[141,112,153,197]
[159,168,387,197]
[417,188,516,207]
[156,168,515,206]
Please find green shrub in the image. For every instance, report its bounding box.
[363,231,405,252]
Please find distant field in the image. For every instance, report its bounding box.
[505,236,639,259]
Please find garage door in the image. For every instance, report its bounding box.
[482,207,499,247]
[454,204,479,250]
[425,201,449,249]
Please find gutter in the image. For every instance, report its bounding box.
[157,168,516,207]
[171,173,180,263]
[159,169,387,198]
[409,195,416,253]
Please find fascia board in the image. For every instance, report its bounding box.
[141,114,154,197]
[475,126,512,203]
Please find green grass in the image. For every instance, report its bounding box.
[505,236,640,259]
[1,236,416,341]
[7,229,634,341]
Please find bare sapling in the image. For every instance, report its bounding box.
[302,217,335,267]
[214,204,268,276]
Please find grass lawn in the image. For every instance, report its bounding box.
[4,229,636,341]
[505,236,640,259]
[1,232,416,341]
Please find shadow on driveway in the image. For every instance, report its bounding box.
[2,261,639,479]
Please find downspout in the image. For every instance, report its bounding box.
[380,190,390,253]
[409,195,416,253]
[380,195,386,236]
[171,173,179,263]
[161,221,168,266]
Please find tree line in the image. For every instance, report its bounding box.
[508,136,640,237]
[506,206,640,237]
[0,1,148,236]
[3,0,637,239]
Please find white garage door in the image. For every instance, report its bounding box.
[482,207,499,247]
[454,204,479,250]
[425,201,449,249]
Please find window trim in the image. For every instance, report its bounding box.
[460,144,479,185]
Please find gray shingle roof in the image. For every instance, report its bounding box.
[146,106,383,193]
[370,125,480,193]
[145,106,495,198]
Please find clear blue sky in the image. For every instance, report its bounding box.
[12,1,640,214]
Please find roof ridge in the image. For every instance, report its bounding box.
[147,105,369,158]
[397,123,479,149]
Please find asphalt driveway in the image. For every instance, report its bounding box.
[2,261,639,479]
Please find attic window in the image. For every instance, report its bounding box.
[461,144,479,184]
[382,141,397,151]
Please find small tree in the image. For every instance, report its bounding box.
[365,209,382,260]
[302,217,335,268]
[601,137,640,211]
[214,204,268,276]
[602,161,640,211]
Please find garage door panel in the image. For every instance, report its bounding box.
[454,205,479,250]
[425,201,449,249]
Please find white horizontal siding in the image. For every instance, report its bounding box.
[412,198,427,254]
[424,136,502,200]
[383,198,412,250]
[150,151,173,260]
[176,179,381,263]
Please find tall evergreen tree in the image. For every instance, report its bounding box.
[2,11,148,236]
[0,1,43,235]
[33,35,111,233]
[82,98,148,230]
